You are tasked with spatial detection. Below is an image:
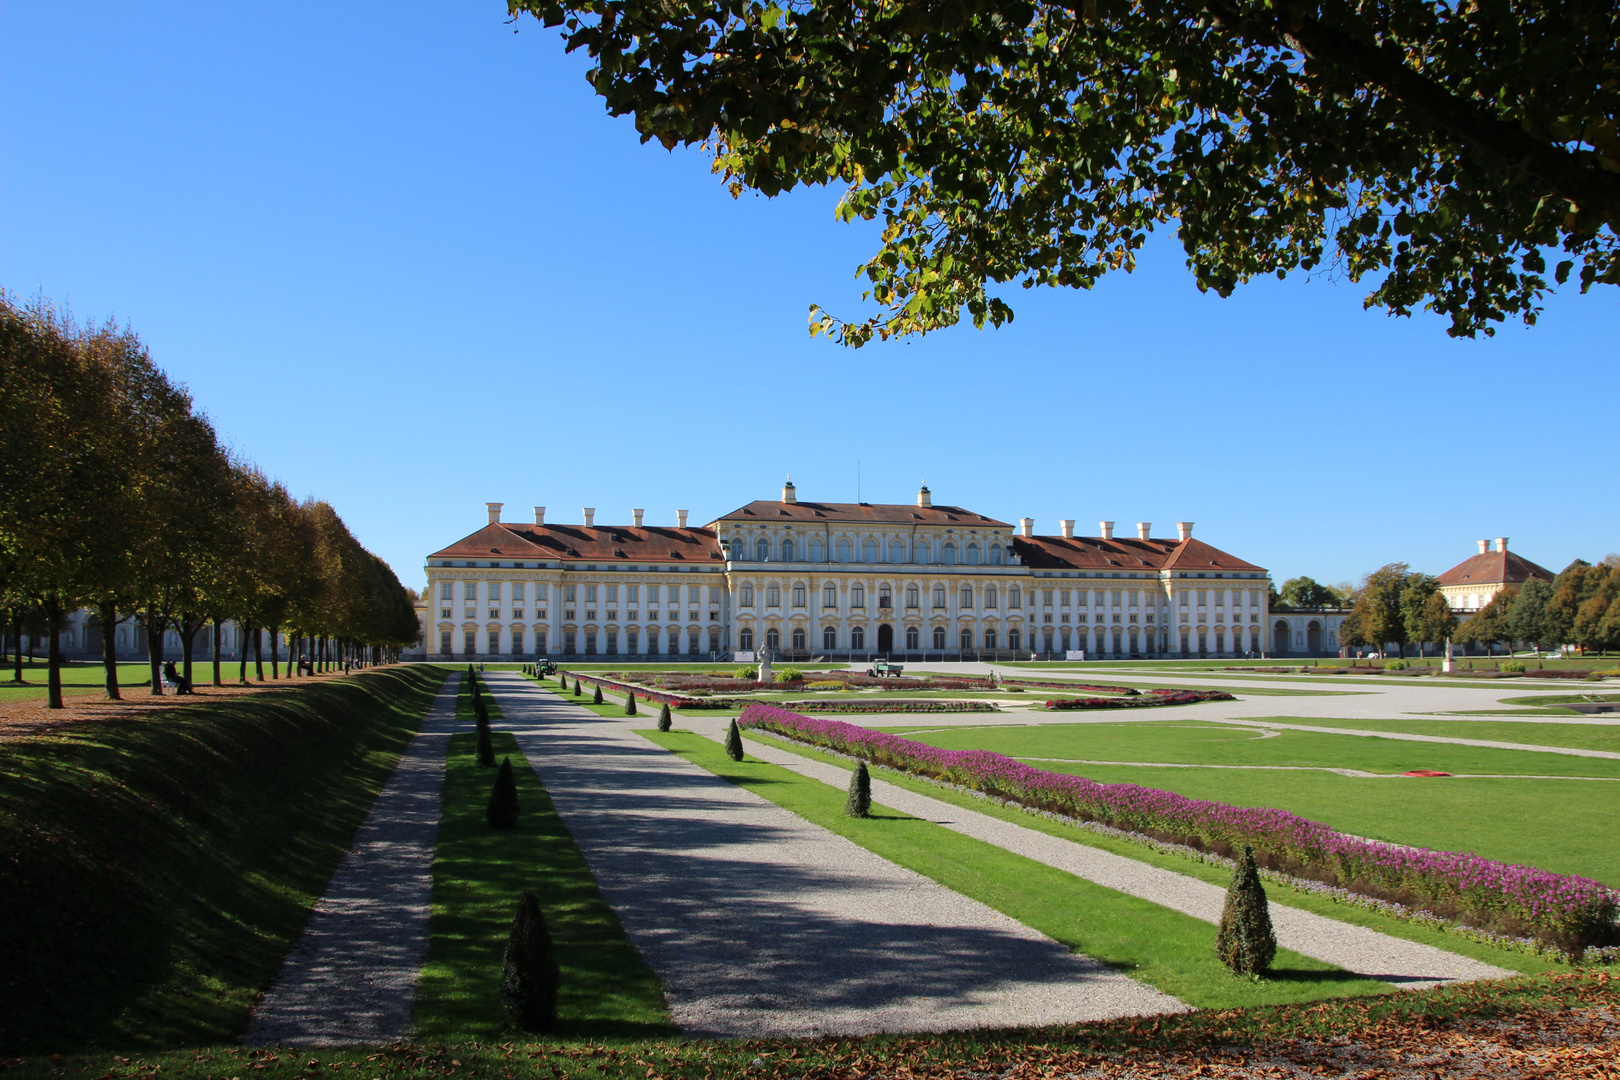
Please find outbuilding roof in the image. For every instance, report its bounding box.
[1437,549,1554,588]
[1013,534,1266,573]
[428,523,723,564]
[710,501,1011,528]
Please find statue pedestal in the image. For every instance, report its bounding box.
[758,658,773,684]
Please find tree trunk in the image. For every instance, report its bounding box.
[44,598,64,709]
[318,636,326,673]
[147,619,166,694]
[212,618,223,687]
[269,625,280,679]
[97,601,121,700]
[11,616,22,684]
[253,628,264,682]
[181,621,199,686]
[238,624,251,683]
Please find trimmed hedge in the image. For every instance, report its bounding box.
[738,703,1618,956]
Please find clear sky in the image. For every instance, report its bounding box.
[4,1,1614,593]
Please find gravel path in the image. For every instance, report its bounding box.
[690,718,1514,991]
[244,672,460,1046]
[482,674,1187,1039]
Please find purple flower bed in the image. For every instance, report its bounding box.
[1045,689,1235,710]
[738,703,1619,954]
[774,699,996,714]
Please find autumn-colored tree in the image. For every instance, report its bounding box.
[1455,587,1516,656]
[1347,564,1411,658]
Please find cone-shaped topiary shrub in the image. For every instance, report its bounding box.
[624,691,638,716]
[476,711,496,767]
[487,756,520,827]
[1215,846,1277,976]
[724,718,744,762]
[500,890,559,1031]
[845,760,871,818]
[592,684,603,704]
[573,679,581,696]
[657,702,672,732]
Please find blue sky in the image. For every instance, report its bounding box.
[4,1,1614,592]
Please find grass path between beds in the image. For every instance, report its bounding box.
[412,680,674,1042]
[644,727,1395,1011]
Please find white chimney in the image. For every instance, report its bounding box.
[1137,522,1152,540]
[1099,521,1114,541]
[1477,539,1489,554]
[583,507,596,528]
[486,502,503,525]
[1019,517,1034,537]
[782,478,797,503]
[677,509,689,528]
[917,481,932,508]
[1495,537,1509,552]
[1176,521,1194,542]
[533,506,546,525]
[633,508,644,527]
[1060,519,1075,539]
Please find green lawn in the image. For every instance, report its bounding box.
[1231,715,1620,754]
[0,666,446,1053]
[866,719,1620,887]
[414,679,672,1041]
[645,728,1396,1011]
[0,659,167,700]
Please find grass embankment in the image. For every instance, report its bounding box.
[644,728,1388,1010]
[0,665,448,1054]
[413,680,671,1041]
[867,718,1620,887]
[743,730,1554,976]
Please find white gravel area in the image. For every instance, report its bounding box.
[244,672,460,1046]
[482,673,1187,1039]
[695,718,1515,991]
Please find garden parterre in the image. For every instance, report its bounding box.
[738,705,1620,956]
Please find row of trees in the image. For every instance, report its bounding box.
[1458,558,1620,655]
[1,291,420,708]
[1334,557,1620,657]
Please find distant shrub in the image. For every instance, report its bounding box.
[573,679,581,696]
[486,757,519,828]
[623,692,637,716]
[735,665,759,680]
[845,761,871,818]
[1500,660,1527,673]
[592,684,603,704]
[500,891,559,1032]
[657,702,672,732]
[1215,847,1276,976]
[776,667,804,683]
[724,719,744,762]
[1385,659,1408,670]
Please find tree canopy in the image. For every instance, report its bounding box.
[513,0,1619,345]
[1275,575,1345,608]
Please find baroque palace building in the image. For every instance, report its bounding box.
[420,482,1274,661]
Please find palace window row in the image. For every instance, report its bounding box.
[736,535,1007,566]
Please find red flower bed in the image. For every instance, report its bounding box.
[999,677,1140,695]
[1522,668,1598,680]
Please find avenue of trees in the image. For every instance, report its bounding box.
[514,0,1619,345]
[1339,557,1620,657]
[0,291,420,709]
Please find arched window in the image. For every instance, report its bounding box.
[990,544,1003,565]
[668,627,681,653]
[850,626,865,649]
[739,628,754,650]
[1009,629,1021,650]
[755,538,770,561]
[905,626,919,649]
[791,627,806,649]
[943,542,957,564]
[731,534,746,558]
[779,537,794,561]
[885,539,900,563]
[836,538,852,562]
[863,538,879,562]
[823,626,837,648]
[906,584,919,609]
[932,585,947,609]
[766,628,781,649]
[984,628,997,649]
[985,585,998,609]
[809,536,825,562]
[960,629,973,650]
[966,543,981,565]
[932,627,947,649]
[915,539,930,562]
[878,584,892,609]
[740,584,754,607]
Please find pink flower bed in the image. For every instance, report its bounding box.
[773,699,995,714]
[737,704,1619,954]
[1045,689,1235,710]
[557,671,726,709]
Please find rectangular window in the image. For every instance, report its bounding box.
[1216,590,1225,608]
[586,584,598,603]
[535,629,547,653]
[1060,589,1071,607]
[1129,590,1140,608]
[439,630,452,653]
[985,586,997,609]
[1197,590,1208,607]
[488,609,500,619]
[824,585,837,609]
[767,584,781,607]
[513,609,524,620]
[1180,592,1189,607]
[510,627,524,653]
[488,581,502,603]
[440,583,453,600]
[1250,590,1261,607]
[441,608,451,618]
[463,582,477,603]
[792,584,806,608]
[512,583,525,603]
[627,629,638,653]
[564,630,576,653]
[740,584,754,607]
[464,629,477,654]
[564,584,577,603]
[709,585,722,603]
[687,629,700,655]
[852,584,865,608]
[606,630,618,655]
[1112,590,1123,607]
[961,587,973,609]
[585,631,597,655]
[1009,587,1021,608]
[607,584,618,603]
[536,609,546,620]
[536,583,548,602]
[1044,589,1055,607]
[627,584,639,602]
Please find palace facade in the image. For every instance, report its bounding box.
[419,483,1274,661]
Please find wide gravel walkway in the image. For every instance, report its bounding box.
[244,672,460,1046]
[685,717,1513,990]
[482,673,1187,1039]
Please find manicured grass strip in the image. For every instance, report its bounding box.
[645,728,1389,1011]
[1276,714,1620,753]
[413,683,673,1042]
[0,666,448,1054]
[744,730,1553,974]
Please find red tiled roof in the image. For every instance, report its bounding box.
[710,501,1011,528]
[1014,534,1265,573]
[428,523,722,564]
[1436,550,1554,588]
